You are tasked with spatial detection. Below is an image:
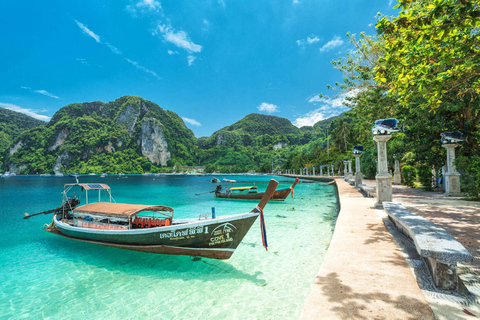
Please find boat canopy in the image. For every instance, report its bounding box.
[230,186,258,191]
[78,183,110,190]
[73,202,173,218]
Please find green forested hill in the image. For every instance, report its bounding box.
[197,113,326,173]
[3,96,197,174]
[1,95,356,175]
[0,108,46,170]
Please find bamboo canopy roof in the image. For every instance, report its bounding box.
[73,202,173,218]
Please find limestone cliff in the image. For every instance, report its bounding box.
[140,118,171,166]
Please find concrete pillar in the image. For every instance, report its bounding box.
[394,159,402,185]
[331,165,334,177]
[320,166,323,176]
[441,165,447,190]
[354,154,363,187]
[313,166,315,176]
[374,135,392,208]
[343,161,348,180]
[442,144,461,196]
[348,160,353,180]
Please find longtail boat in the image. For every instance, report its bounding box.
[32,179,279,259]
[214,178,299,201]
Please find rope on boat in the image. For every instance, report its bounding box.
[43,216,56,229]
[255,205,268,251]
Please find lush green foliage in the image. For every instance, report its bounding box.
[402,165,417,187]
[457,154,480,199]
[417,164,434,191]
[376,0,480,111]
[0,108,46,171]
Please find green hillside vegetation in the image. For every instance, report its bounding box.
[196,113,327,173]
[0,108,46,170]
[4,96,197,174]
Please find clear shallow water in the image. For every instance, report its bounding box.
[0,175,338,319]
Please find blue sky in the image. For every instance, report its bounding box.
[0,0,396,137]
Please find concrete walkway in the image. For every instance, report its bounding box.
[300,178,434,319]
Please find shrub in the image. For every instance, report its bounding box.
[457,155,480,199]
[417,164,433,191]
[402,165,417,187]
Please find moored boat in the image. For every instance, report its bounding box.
[214,178,299,201]
[36,179,279,259]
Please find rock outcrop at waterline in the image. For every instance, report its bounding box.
[3,96,196,174]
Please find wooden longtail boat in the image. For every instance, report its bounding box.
[214,178,299,201]
[40,180,279,259]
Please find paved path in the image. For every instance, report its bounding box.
[360,179,480,276]
[300,178,434,319]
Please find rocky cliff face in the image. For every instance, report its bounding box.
[53,149,70,175]
[48,129,69,151]
[9,140,24,156]
[116,104,140,136]
[140,118,171,166]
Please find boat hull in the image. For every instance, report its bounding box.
[46,212,259,259]
[214,187,291,201]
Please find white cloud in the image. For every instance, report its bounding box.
[182,117,201,126]
[167,50,178,55]
[294,90,360,127]
[156,24,202,53]
[297,35,320,47]
[308,94,322,103]
[293,0,300,4]
[105,42,122,55]
[258,102,279,113]
[125,58,160,79]
[126,0,161,14]
[307,36,320,44]
[319,36,343,53]
[21,86,60,99]
[187,55,196,66]
[0,102,50,121]
[75,20,101,43]
[136,0,161,11]
[218,0,226,7]
[74,19,159,79]
[34,90,60,99]
[293,110,325,127]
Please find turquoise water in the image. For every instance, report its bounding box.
[0,175,338,319]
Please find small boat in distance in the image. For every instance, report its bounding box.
[214,178,299,201]
[32,179,279,259]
